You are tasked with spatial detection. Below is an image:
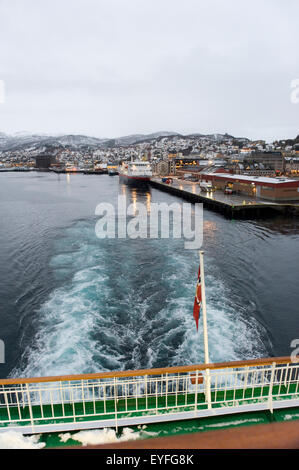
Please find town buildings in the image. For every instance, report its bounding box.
[1,133,299,196]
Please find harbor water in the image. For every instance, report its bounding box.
[0,172,298,379]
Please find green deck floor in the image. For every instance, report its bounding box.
[41,406,299,448]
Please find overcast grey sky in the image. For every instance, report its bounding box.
[0,0,298,141]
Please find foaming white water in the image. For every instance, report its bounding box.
[13,217,268,379]
[0,431,45,449]
[163,252,267,366]
[59,426,158,446]
[14,266,114,377]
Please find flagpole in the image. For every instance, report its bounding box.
[199,250,210,364]
[199,250,212,408]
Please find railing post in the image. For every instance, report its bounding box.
[205,369,212,410]
[268,362,276,413]
[114,377,118,432]
[3,387,11,422]
[242,366,249,402]
[194,370,198,415]
[145,375,148,410]
[284,363,289,388]
[25,383,34,429]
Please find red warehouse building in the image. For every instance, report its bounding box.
[199,173,299,201]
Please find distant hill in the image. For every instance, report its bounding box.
[0,130,262,152]
[275,134,299,147]
[0,131,184,151]
[0,133,107,151]
[114,131,182,146]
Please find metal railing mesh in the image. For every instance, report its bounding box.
[0,360,298,431]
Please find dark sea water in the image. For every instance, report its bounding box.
[0,172,298,379]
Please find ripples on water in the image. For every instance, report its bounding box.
[0,173,298,379]
[13,221,268,378]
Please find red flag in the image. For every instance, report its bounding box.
[193,265,201,331]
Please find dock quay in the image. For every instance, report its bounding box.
[0,168,33,172]
[150,178,299,219]
[83,169,108,175]
[49,169,108,174]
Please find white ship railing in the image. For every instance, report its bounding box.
[0,356,298,434]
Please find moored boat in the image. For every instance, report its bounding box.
[119,160,152,185]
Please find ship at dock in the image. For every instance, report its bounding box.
[119,160,152,185]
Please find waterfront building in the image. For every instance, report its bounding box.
[174,156,209,173]
[35,154,57,169]
[199,172,299,201]
[245,151,285,173]
[153,159,169,176]
[285,156,299,176]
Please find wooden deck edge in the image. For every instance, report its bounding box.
[0,356,295,386]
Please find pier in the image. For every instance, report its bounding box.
[50,169,108,175]
[150,178,299,219]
